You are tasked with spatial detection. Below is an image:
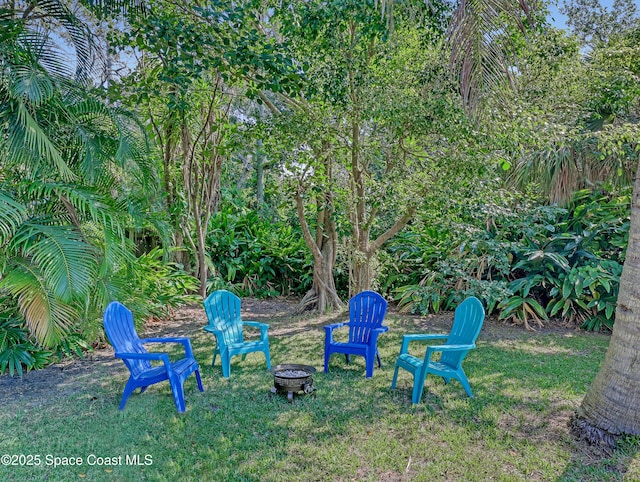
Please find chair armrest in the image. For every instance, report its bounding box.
[242,321,269,329]
[116,352,171,368]
[242,321,270,339]
[203,326,226,345]
[324,322,348,334]
[425,343,475,361]
[399,333,448,354]
[367,326,389,346]
[427,343,475,353]
[140,337,195,358]
[324,322,348,344]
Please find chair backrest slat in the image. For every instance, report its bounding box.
[203,290,244,344]
[440,296,485,368]
[348,291,388,344]
[103,302,150,378]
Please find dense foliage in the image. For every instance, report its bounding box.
[1,0,638,377]
[388,188,630,331]
[205,197,314,298]
[0,3,197,374]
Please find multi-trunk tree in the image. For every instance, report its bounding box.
[265,0,461,310]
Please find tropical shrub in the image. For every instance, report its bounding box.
[0,7,160,349]
[389,189,630,331]
[206,205,313,298]
[0,297,52,376]
[0,247,199,376]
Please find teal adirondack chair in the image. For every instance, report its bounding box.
[203,290,271,378]
[391,296,485,403]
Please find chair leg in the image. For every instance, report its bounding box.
[195,369,204,392]
[457,372,474,398]
[212,347,219,367]
[324,350,331,373]
[221,351,231,378]
[170,378,186,413]
[263,344,271,370]
[365,354,375,379]
[390,363,400,389]
[119,379,138,410]
[412,374,426,404]
[345,354,350,364]
[323,332,332,373]
[376,350,383,368]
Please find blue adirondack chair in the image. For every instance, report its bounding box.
[324,290,389,378]
[203,290,271,378]
[391,296,485,403]
[103,301,204,413]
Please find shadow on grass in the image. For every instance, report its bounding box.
[557,436,640,481]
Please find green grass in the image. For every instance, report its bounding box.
[0,311,638,481]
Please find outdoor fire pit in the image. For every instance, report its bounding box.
[270,364,316,402]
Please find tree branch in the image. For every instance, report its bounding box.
[368,206,416,254]
[295,191,322,259]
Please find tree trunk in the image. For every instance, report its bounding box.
[299,233,342,313]
[346,86,415,294]
[352,256,371,294]
[295,189,344,313]
[256,140,265,211]
[196,235,208,298]
[570,162,640,446]
[179,81,225,297]
[350,208,416,295]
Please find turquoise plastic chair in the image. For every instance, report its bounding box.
[203,290,271,378]
[324,290,389,378]
[391,296,485,403]
[103,301,204,413]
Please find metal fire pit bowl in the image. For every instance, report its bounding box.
[270,364,316,402]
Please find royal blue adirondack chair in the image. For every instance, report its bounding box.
[324,290,389,378]
[391,296,485,404]
[103,301,204,413]
[203,290,271,378]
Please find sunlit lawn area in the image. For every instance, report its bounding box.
[1,306,638,481]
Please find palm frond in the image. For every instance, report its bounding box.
[64,97,152,189]
[10,223,98,302]
[0,261,76,347]
[5,99,75,181]
[20,30,75,80]
[508,130,638,204]
[20,181,122,229]
[29,0,97,81]
[0,193,27,246]
[449,0,541,110]
[10,62,55,106]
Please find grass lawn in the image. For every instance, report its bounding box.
[0,300,638,481]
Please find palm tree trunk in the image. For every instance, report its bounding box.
[571,161,640,446]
